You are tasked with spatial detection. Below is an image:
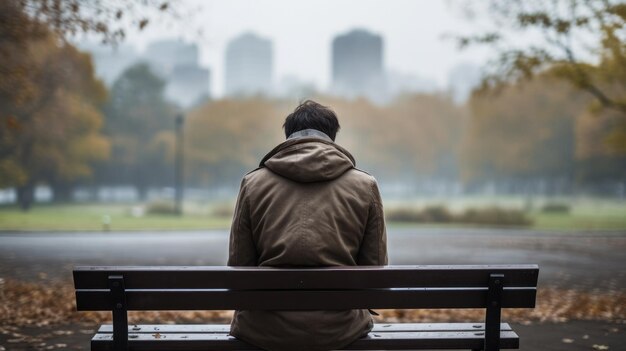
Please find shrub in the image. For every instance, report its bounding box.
[460,207,532,226]
[421,205,454,223]
[386,205,532,226]
[211,203,234,218]
[385,208,425,222]
[146,200,178,215]
[541,202,571,213]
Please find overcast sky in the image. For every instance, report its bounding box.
[118,0,493,97]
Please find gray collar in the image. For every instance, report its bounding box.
[287,129,332,142]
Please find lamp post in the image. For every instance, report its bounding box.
[174,113,185,215]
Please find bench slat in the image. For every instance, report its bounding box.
[74,265,539,289]
[97,323,514,334]
[91,331,519,350]
[76,287,536,311]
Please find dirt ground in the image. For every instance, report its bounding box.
[0,321,623,351]
[1,229,624,350]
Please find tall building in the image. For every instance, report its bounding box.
[224,33,273,96]
[331,29,385,101]
[143,40,199,77]
[82,39,211,108]
[143,40,211,108]
[79,43,139,85]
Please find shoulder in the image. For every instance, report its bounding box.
[240,167,276,187]
[346,167,377,182]
[341,168,379,192]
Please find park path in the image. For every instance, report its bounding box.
[1,227,624,289]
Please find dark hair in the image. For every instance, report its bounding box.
[283,100,340,141]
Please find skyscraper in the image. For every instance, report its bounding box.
[331,29,384,101]
[143,40,211,108]
[224,33,273,96]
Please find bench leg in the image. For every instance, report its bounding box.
[109,275,128,351]
[484,274,504,351]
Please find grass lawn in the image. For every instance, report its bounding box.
[530,204,626,231]
[0,203,231,231]
[0,198,625,232]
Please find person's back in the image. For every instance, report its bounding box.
[228,100,388,351]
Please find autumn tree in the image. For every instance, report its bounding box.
[183,96,465,192]
[317,95,465,184]
[1,0,186,208]
[0,2,109,209]
[458,0,626,151]
[185,98,285,189]
[13,0,177,44]
[575,108,626,185]
[462,74,590,192]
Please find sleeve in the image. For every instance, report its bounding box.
[227,177,258,266]
[357,179,388,266]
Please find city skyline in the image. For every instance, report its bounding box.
[79,0,493,99]
[224,32,274,97]
[83,27,482,104]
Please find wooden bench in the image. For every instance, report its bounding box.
[73,264,539,351]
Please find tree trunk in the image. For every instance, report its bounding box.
[17,182,35,211]
[52,182,73,203]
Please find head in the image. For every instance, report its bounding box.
[283,100,340,141]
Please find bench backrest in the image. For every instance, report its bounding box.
[73,265,538,311]
[74,265,538,351]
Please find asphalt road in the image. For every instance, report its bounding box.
[0,228,624,289]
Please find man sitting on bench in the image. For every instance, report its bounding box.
[228,100,388,351]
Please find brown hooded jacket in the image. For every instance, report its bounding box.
[228,131,388,351]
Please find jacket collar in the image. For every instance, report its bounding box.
[287,129,333,142]
[259,134,356,168]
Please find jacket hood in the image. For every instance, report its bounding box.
[260,137,356,183]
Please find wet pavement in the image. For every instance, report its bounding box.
[0,228,624,289]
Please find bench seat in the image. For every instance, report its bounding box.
[92,323,520,350]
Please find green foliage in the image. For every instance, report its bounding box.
[98,63,177,195]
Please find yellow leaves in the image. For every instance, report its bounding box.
[0,159,27,188]
[463,75,588,181]
[1,276,625,342]
[185,95,464,185]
